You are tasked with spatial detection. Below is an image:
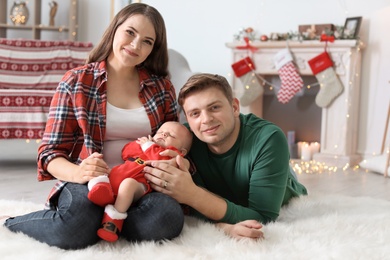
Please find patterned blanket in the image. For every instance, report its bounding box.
[0,38,93,139]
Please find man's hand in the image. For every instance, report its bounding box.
[144,156,196,204]
[216,220,264,240]
[146,149,190,169]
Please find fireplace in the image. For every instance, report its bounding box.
[226,40,363,167]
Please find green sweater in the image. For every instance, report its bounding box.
[187,113,307,224]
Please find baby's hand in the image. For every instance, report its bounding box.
[136,135,153,145]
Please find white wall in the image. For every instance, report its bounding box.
[76,0,390,157]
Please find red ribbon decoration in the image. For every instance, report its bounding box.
[320,34,335,43]
[236,37,258,52]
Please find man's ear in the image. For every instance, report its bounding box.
[232,98,240,114]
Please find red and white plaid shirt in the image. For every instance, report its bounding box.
[37,60,178,209]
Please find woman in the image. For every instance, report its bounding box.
[3,3,184,249]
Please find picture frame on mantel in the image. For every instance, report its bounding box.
[342,16,362,39]
[110,0,142,20]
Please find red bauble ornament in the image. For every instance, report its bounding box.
[260,35,268,41]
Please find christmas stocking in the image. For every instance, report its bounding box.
[274,48,303,104]
[231,57,263,106]
[308,51,344,108]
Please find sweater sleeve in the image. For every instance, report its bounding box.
[220,128,291,224]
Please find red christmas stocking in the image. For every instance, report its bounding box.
[231,57,263,106]
[308,51,344,108]
[274,48,304,104]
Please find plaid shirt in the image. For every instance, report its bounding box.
[37,61,178,209]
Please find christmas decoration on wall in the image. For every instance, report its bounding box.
[235,36,258,53]
[308,51,344,108]
[231,56,263,106]
[298,24,335,40]
[273,48,304,104]
[234,27,257,42]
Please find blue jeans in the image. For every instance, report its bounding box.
[4,183,184,249]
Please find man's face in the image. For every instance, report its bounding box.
[182,87,240,154]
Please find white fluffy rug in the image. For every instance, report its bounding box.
[1,193,390,260]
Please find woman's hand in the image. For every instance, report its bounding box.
[48,152,110,184]
[216,220,264,240]
[144,155,196,204]
[75,152,110,184]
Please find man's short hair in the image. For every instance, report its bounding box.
[178,73,233,107]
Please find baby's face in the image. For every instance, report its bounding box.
[153,122,186,150]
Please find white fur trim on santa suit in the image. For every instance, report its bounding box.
[141,141,154,152]
[105,204,128,220]
[87,175,110,191]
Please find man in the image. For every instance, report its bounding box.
[144,73,307,239]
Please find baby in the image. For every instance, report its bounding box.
[87,121,192,242]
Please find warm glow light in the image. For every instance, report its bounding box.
[342,163,350,171]
[290,159,357,175]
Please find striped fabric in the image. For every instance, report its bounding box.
[0,38,93,139]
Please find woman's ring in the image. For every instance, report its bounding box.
[163,181,168,189]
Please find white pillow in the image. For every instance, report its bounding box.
[359,154,390,176]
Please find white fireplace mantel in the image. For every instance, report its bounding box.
[226,40,363,167]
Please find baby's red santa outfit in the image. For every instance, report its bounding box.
[87,141,181,242]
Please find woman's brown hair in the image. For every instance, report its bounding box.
[87,3,168,77]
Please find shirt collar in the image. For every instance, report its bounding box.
[138,66,161,90]
[93,61,161,89]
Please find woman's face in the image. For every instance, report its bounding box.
[110,14,156,69]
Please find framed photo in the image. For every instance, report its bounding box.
[110,0,138,20]
[342,16,362,39]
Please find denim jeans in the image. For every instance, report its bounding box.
[4,183,184,249]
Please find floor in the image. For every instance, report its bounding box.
[0,140,389,204]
